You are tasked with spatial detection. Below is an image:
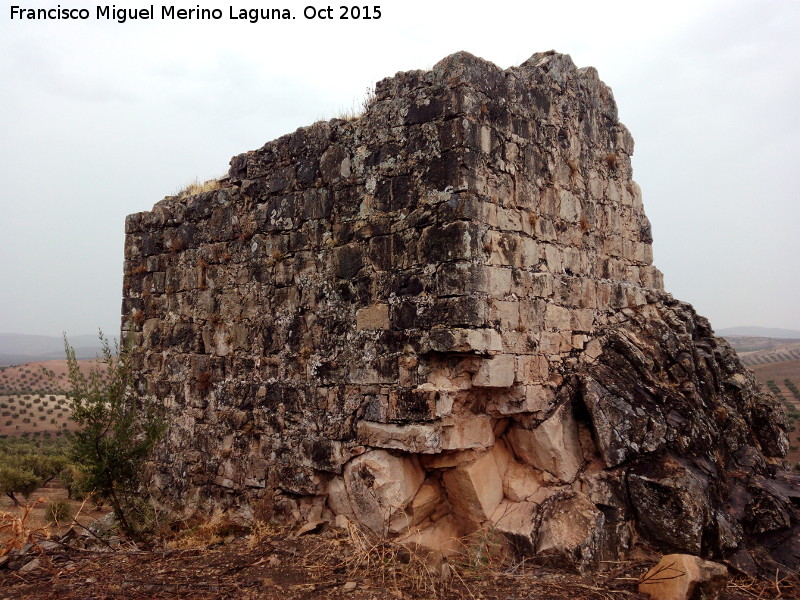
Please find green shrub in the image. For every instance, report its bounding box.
[45,498,72,524]
[65,332,164,537]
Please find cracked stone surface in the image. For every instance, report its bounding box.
[123,50,798,575]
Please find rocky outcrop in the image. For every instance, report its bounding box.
[122,50,798,575]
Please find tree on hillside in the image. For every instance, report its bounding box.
[0,464,39,506]
[0,437,71,506]
[64,332,164,537]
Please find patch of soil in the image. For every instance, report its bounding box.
[2,527,798,600]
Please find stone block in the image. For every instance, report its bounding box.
[389,388,439,421]
[638,554,728,600]
[536,493,605,573]
[505,402,583,482]
[558,189,582,223]
[490,500,540,554]
[544,245,562,273]
[490,300,520,330]
[544,303,572,331]
[440,415,495,450]
[472,355,515,388]
[428,328,502,354]
[485,266,512,297]
[442,449,504,522]
[420,449,483,469]
[390,477,444,533]
[343,450,425,536]
[502,461,542,502]
[419,221,480,263]
[356,421,441,454]
[516,355,550,384]
[397,514,464,556]
[356,303,389,330]
[491,384,555,416]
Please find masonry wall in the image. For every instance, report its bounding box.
[123,52,796,574]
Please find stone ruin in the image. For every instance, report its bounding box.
[122,51,799,574]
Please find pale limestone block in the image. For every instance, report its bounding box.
[440,415,495,450]
[562,247,584,274]
[571,308,595,332]
[535,216,557,242]
[505,402,583,482]
[356,303,389,330]
[571,334,587,350]
[490,300,520,330]
[519,298,546,329]
[410,478,444,525]
[588,172,605,200]
[520,237,539,267]
[479,125,492,153]
[536,492,605,573]
[420,449,482,469]
[515,354,549,384]
[428,328,502,353]
[531,272,554,298]
[483,202,498,227]
[486,230,511,266]
[491,439,513,479]
[486,266,512,296]
[442,450,504,522]
[398,355,419,387]
[606,179,622,204]
[538,331,563,355]
[397,514,464,556]
[435,390,455,417]
[622,238,635,261]
[583,339,603,362]
[497,206,523,231]
[492,384,555,415]
[356,420,441,454]
[541,187,559,213]
[327,475,357,522]
[544,303,572,331]
[641,242,654,264]
[490,500,540,553]
[390,477,445,533]
[638,554,729,600]
[558,189,582,222]
[343,450,425,536]
[473,355,516,388]
[502,461,542,502]
[544,245,563,273]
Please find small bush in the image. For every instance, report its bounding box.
[45,498,72,524]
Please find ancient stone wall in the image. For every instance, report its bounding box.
[122,52,798,574]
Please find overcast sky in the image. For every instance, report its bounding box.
[1,0,798,339]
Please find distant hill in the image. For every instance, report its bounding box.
[0,333,104,366]
[717,326,800,339]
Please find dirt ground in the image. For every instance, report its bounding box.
[2,520,798,600]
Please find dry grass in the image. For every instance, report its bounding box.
[0,498,51,561]
[303,522,453,597]
[2,511,798,600]
[176,177,223,198]
[336,85,377,121]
